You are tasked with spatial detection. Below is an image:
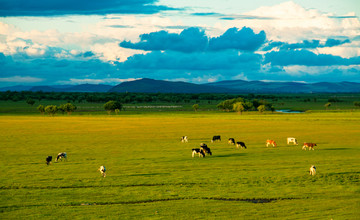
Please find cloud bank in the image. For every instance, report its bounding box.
[0,1,360,86]
[120,27,266,52]
[0,0,176,16]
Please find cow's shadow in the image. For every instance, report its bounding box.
[212,153,247,158]
[322,148,350,151]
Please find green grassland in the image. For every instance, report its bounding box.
[1,111,359,219]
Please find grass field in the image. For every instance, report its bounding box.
[1,111,360,219]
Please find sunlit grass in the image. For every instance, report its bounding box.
[0,112,359,219]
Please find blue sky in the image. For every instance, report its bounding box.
[0,0,360,86]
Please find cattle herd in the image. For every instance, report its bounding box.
[184,135,318,176]
[45,136,317,178]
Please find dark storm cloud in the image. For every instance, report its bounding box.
[191,12,274,20]
[208,27,266,51]
[120,27,266,52]
[264,49,360,66]
[0,52,119,84]
[121,50,262,71]
[120,28,208,53]
[0,0,176,17]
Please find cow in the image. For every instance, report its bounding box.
[236,141,247,149]
[302,143,317,150]
[266,140,277,147]
[309,165,316,176]
[98,166,106,177]
[46,156,52,165]
[228,138,235,145]
[287,137,298,145]
[200,143,212,156]
[211,135,221,143]
[55,152,67,162]
[192,148,205,157]
[181,136,188,143]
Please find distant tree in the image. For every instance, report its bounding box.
[244,101,254,111]
[115,109,120,115]
[233,102,244,115]
[257,105,266,113]
[26,98,35,106]
[104,100,123,114]
[58,104,66,114]
[63,103,77,115]
[37,105,45,115]
[270,105,276,113]
[354,101,360,108]
[192,104,199,112]
[324,102,331,110]
[45,105,58,116]
[217,100,234,112]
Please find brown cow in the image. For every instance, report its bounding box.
[302,143,317,150]
[266,140,277,147]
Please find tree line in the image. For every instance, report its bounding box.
[0,91,280,104]
[217,97,275,114]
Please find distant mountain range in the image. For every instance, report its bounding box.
[0,84,113,92]
[1,78,360,93]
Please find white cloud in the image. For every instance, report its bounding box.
[283,65,360,76]
[0,76,44,83]
[91,42,147,62]
[223,1,360,43]
[57,78,140,85]
[232,73,248,81]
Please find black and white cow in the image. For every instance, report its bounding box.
[56,152,67,162]
[228,138,235,145]
[211,135,221,143]
[181,136,188,143]
[236,141,247,149]
[98,165,106,177]
[46,156,52,165]
[200,143,212,156]
[192,148,205,157]
[287,137,298,145]
[309,165,316,176]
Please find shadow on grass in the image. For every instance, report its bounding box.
[129,173,171,177]
[212,153,247,158]
[0,196,302,209]
[322,148,351,150]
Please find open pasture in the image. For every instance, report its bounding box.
[1,112,360,219]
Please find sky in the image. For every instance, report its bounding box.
[0,0,360,87]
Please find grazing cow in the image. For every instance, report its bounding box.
[200,143,212,156]
[228,138,235,145]
[192,148,205,157]
[181,136,188,143]
[55,152,67,162]
[266,140,277,147]
[309,165,316,176]
[302,143,317,150]
[211,135,221,143]
[236,141,247,149]
[287,137,298,145]
[46,156,52,165]
[98,166,106,177]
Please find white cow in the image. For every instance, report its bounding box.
[181,136,188,143]
[287,137,298,145]
[98,166,106,177]
[309,165,316,176]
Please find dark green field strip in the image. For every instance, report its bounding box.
[0,196,302,210]
[0,182,198,190]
